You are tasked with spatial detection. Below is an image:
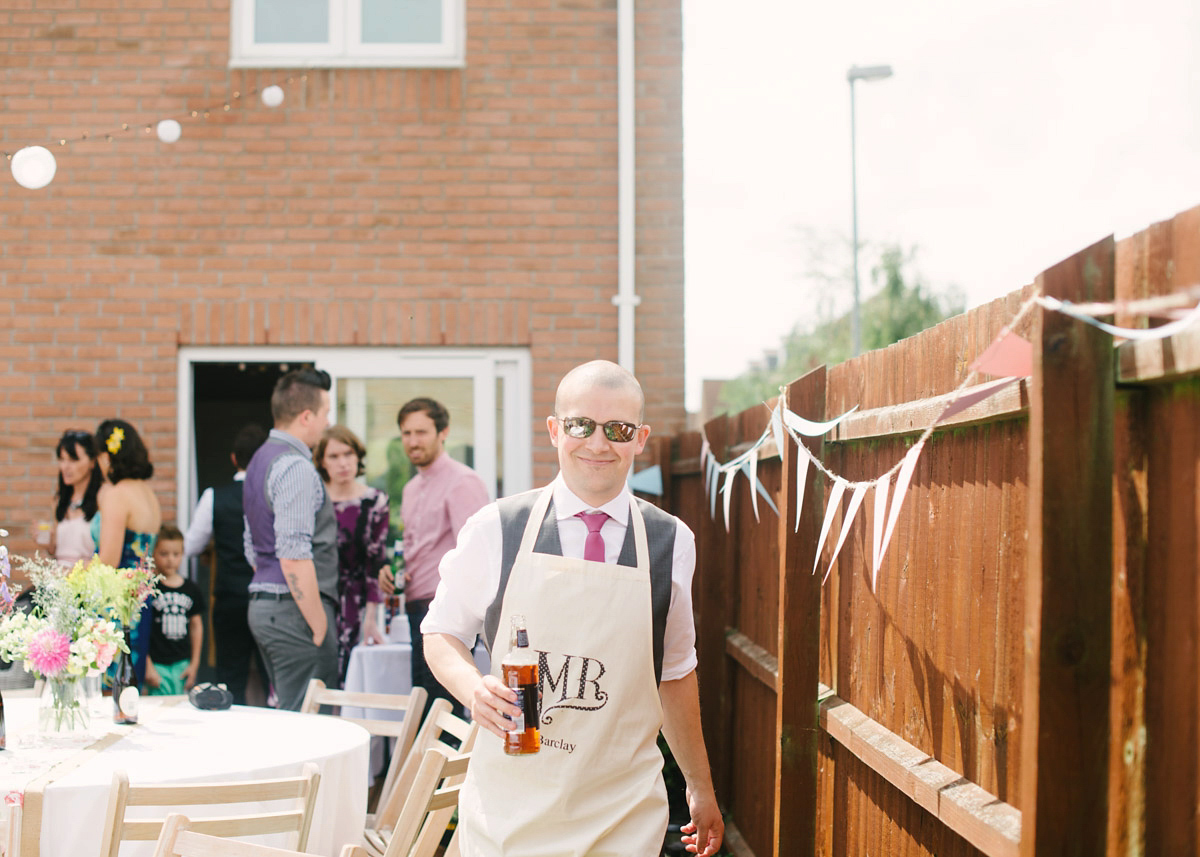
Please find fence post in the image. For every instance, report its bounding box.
[773,370,826,857]
[1020,236,1115,856]
[697,413,734,802]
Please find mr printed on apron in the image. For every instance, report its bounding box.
[458,486,670,857]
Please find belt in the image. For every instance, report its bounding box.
[249,591,293,601]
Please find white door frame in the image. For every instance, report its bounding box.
[176,346,532,532]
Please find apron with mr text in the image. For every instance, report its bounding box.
[458,487,669,857]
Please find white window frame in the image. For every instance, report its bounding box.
[175,346,531,534]
[230,0,465,69]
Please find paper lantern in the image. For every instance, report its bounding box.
[10,146,57,190]
[261,85,284,108]
[156,119,182,144]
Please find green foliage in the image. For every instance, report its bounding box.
[718,243,963,415]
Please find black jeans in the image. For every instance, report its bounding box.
[406,598,464,720]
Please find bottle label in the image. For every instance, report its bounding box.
[119,687,139,719]
[507,688,526,735]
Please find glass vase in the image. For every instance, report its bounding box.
[38,676,90,733]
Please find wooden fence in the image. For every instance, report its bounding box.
[650,203,1200,856]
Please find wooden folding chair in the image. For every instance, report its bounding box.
[298,679,428,823]
[370,747,472,857]
[98,762,321,857]
[152,812,367,857]
[364,698,478,855]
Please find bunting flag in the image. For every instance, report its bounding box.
[823,481,869,585]
[871,474,889,591]
[970,329,1033,378]
[794,447,812,534]
[877,440,925,575]
[813,478,847,575]
[628,465,663,496]
[753,473,780,517]
[936,377,1020,424]
[784,404,858,437]
[770,406,786,466]
[699,438,712,493]
[1041,295,1200,340]
[747,448,760,522]
[708,456,720,521]
[721,467,737,532]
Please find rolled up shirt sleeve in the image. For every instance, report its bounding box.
[184,488,214,558]
[268,455,321,561]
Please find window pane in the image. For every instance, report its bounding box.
[336,377,475,541]
[256,0,329,43]
[362,0,442,44]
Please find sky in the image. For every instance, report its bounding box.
[682,0,1200,411]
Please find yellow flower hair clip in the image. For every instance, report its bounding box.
[106,427,125,455]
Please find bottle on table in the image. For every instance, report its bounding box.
[502,615,539,755]
[0,687,6,750]
[386,539,405,637]
[112,634,139,725]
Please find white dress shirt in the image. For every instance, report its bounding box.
[183,472,246,558]
[422,475,698,681]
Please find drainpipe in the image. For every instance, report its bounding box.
[613,0,640,372]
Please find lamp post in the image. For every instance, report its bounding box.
[847,63,893,356]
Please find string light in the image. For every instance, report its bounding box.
[6,73,306,189]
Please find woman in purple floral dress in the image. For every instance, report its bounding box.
[315,426,388,686]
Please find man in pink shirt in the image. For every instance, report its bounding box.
[380,397,489,715]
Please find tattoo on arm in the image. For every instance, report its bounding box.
[285,572,304,600]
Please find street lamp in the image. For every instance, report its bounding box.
[847,63,893,357]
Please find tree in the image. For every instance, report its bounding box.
[717,243,963,415]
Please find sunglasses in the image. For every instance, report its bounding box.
[556,416,642,443]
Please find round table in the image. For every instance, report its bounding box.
[0,695,369,857]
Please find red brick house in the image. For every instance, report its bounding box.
[0,0,684,558]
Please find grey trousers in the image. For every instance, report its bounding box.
[248,596,339,711]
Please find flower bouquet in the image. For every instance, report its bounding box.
[0,552,159,732]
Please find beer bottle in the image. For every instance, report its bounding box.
[0,687,6,750]
[112,632,139,725]
[387,539,405,637]
[502,616,539,755]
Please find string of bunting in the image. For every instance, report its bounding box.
[681,283,1200,595]
[4,76,305,191]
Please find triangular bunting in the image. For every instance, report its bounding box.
[721,467,737,532]
[1043,295,1200,341]
[699,438,711,493]
[784,404,858,438]
[813,478,847,575]
[708,457,720,520]
[937,377,1019,424]
[823,481,869,585]
[628,465,662,496]
[754,476,780,517]
[794,445,811,534]
[878,440,925,574]
[871,475,889,592]
[747,448,760,522]
[970,329,1033,378]
[770,404,786,463]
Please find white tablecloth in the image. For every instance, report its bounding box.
[343,622,490,778]
[0,696,369,857]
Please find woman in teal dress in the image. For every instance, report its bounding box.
[94,419,162,684]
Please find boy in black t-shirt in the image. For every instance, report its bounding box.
[145,525,205,695]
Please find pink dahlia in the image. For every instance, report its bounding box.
[28,628,70,677]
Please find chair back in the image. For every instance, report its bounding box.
[99,762,321,857]
[382,748,472,857]
[372,699,478,833]
[153,812,368,857]
[299,679,427,817]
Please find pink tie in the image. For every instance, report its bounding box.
[576,511,609,563]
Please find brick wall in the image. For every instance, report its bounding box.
[0,0,685,557]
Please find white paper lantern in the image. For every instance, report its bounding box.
[261,85,284,108]
[10,145,57,190]
[156,119,182,144]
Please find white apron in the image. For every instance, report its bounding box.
[458,487,669,857]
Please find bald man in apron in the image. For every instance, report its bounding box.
[423,360,723,857]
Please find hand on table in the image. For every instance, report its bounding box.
[470,673,522,739]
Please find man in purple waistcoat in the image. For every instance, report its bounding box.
[243,368,340,710]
